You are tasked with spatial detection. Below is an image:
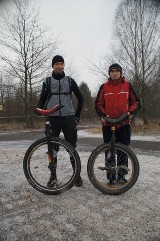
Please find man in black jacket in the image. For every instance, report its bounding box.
[37,55,83,187]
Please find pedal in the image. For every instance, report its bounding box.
[119,166,130,172]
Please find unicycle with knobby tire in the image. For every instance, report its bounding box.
[87,113,139,195]
[23,105,81,195]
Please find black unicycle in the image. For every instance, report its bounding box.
[87,113,139,195]
[23,105,81,195]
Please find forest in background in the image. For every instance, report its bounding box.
[0,0,160,127]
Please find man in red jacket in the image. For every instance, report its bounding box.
[95,63,141,183]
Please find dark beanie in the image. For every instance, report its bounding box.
[52,55,64,67]
[108,63,122,75]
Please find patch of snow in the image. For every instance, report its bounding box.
[78,129,160,142]
[0,145,160,241]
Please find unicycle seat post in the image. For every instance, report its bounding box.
[45,121,52,138]
[111,126,116,131]
[110,125,116,146]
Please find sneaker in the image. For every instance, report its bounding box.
[118,174,127,184]
[75,176,83,187]
[47,176,57,188]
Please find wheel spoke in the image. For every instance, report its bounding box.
[87,143,139,195]
[23,138,81,195]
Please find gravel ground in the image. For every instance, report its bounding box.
[0,140,160,241]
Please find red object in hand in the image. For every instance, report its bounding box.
[35,105,63,116]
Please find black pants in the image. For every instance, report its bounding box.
[102,125,131,178]
[47,116,77,171]
[102,125,131,145]
[47,116,77,147]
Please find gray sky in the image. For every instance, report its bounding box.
[1,0,122,94]
[34,0,122,93]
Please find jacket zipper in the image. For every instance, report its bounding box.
[58,79,62,116]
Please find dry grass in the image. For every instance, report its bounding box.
[0,122,44,132]
[86,122,160,135]
[0,120,160,135]
[132,122,160,135]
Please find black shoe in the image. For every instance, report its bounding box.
[118,174,127,184]
[75,176,83,187]
[47,176,57,188]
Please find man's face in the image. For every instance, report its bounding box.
[109,68,121,80]
[53,62,64,74]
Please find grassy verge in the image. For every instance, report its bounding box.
[84,122,160,135]
[0,122,44,132]
[0,119,160,135]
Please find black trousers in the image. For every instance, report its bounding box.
[46,116,77,172]
[102,125,131,178]
[102,125,131,146]
[47,116,77,147]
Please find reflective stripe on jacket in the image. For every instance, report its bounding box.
[95,77,141,128]
[46,76,75,116]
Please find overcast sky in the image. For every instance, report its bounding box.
[1,0,122,94]
[33,0,122,94]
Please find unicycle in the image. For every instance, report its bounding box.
[87,113,139,195]
[23,105,81,195]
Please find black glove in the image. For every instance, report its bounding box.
[75,117,80,125]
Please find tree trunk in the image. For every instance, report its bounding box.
[141,98,148,125]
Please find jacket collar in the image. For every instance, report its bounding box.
[52,71,65,80]
[108,76,125,85]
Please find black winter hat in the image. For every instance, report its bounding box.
[52,55,64,67]
[108,63,122,75]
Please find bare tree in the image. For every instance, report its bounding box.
[79,82,96,120]
[88,56,108,78]
[65,63,80,80]
[113,0,160,124]
[0,72,4,111]
[0,72,17,116]
[0,0,59,126]
[89,0,160,123]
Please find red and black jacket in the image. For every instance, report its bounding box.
[95,77,141,128]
